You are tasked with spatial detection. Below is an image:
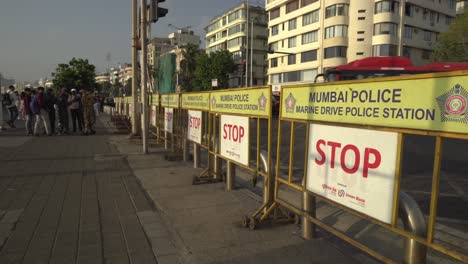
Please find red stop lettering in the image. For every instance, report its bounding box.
[314,140,381,178]
[223,124,245,143]
[189,115,200,129]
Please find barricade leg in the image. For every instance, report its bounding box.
[302,192,316,239]
[164,131,169,150]
[193,143,200,168]
[226,161,236,191]
[183,138,189,162]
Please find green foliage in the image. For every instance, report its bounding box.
[180,43,201,92]
[431,9,468,62]
[96,81,112,95]
[52,58,97,91]
[193,50,236,91]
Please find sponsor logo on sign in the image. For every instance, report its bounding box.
[338,190,346,197]
[285,93,296,113]
[258,93,267,111]
[436,84,468,124]
[211,97,217,108]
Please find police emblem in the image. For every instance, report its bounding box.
[211,97,217,108]
[258,93,267,111]
[285,93,296,113]
[436,84,468,124]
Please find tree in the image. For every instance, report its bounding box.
[431,9,468,62]
[52,58,97,91]
[179,43,201,92]
[96,81,112,95]
[193,50,236,91]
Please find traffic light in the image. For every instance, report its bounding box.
[240,60,246,76]
[150,0,168,23]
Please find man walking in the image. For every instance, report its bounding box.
[44,88,56,134]
[5,85,19,128]
[81,89,96,135]
[21,88,34,135]
[68,89,83,133]
[33,87,51,136]
[56,88,69,135]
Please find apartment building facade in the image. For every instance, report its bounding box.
[205,3,269,87]
[266,0,457,87]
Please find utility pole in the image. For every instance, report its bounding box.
[245,0,249,87]
[131,0,139,136]
[140,0,149,154]
[250,17,254,87]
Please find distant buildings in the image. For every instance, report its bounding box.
[95,73,110,84]
[105,64,132,86]
[204,2,269,87]
[457,0,467,14]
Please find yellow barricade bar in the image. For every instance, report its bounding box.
[181,92,210,111]
[161,93,180,108]
[210,86,271,117]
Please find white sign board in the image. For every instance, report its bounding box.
[128,104,133,117]
[306,124,398,224]
[150,106,156,126]
[187,110,202,144]
[212,79,218,87]
[220,115,249,166]
[164,107,173,133]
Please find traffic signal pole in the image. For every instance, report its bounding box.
[140,0,149,154]
[131,0,139,136]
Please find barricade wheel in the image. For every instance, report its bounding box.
[242,215,250,228]
[249,217,257,230]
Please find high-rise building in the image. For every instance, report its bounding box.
[265,0,457,87]
[205,3,269,87]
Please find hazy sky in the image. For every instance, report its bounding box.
[0,0,261,82]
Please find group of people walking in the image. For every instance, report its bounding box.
[2,85,100,136]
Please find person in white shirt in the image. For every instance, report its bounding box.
[6,86,19,128]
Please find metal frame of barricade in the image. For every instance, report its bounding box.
[261,71,468,264]
[178,92,212,182]
[204,86,280,224]
[157,93,184,159]
[148,93,160,139]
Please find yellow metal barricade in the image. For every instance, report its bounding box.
[157,93,183,156]
[179,92,211,175]
[266,71,468,263]
[206,87,275,221]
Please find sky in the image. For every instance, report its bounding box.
[0,0,263,83]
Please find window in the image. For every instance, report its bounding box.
[288,18,297,31]
[357,31,365,34]
[373,23,397,35]
[222,17,227,26]
[227,37,244,48]
[269,41,278,51]
[221,30,227,38]
[228,10,241,22]
[448,0,455,9]
[303,10,319,26]
[270,8,280,20]
[403,47,411,58]
[424,30,432,41]
[405,3,413,17]
[358,17,365,20]
[356,52,364,55]
[325,4,349,18]
[357,38,364,41]
[445,15,454,25]
[207,21,220,32]
[374,1,400,14]
[288,54,296,65]
[302,0,318,7]
[372,44,398,56]
[358,9,366,13]
[404,26,412,39]
[301,69,317,81]
[228,23,246,35]
[271,25,279,36]
[301,50,317,62]
[270,73,281,84]
[284,71,301,82]
[286,0,299,13]
[302,30,318,44]
[232,51,242,62]
[325,25,348,39]
[324,46,347,58]
[271,58,278,68]
[288,37,297,48]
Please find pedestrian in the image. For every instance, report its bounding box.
[94,96,100,116]
[44,88,56,134]
[81,89,96,135]
[5,85,19,128]
[100,97,105,113]
[32,87,51,136]
[21,88,34,136]
[19,91,26,120]
[68,88,83,133]
[56,88,69,135]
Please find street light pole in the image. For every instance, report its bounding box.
[131,0,139,136]
[245,0,249,87]
[140,0,149,154]
[250,17,254,87]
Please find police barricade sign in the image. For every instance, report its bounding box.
[151,106,157,127]
[164,107,173,133]
[181,93,210,145]
[307,124,398,224]
[210,87,270,166]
